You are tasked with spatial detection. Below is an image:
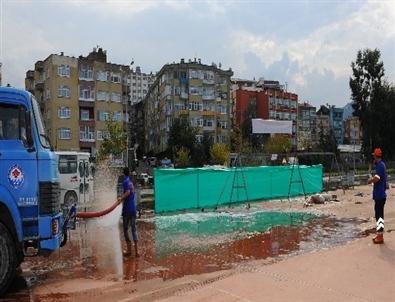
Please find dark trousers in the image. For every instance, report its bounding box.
[374,198,386,232]
[122,213,138,242]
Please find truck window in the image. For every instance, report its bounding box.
[59,155,78,174]
[0,103,25,140]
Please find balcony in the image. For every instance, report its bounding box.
[180,92,188,99]
[202,110,216,116]
[35,61,44,71]
[203,78,215,85]
[80,132,95,143]
[179,109,189,116]
[79,97,95,103]
[79,100,95,107]
[35,81,44,91]
[202,94,215,100]
[26,70,34,79]
[203,126,215,131]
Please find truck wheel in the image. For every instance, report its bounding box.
[0,222,17,296]
[64,191,78,206]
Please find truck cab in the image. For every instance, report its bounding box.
[0,87,63,295]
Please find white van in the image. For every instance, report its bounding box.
[56,151,94,207]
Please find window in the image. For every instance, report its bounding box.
[189,86,201,95]
[97,110,109,121]
[175,103,185,111]
[111,73,121,83]
[0,104,27,141]
[58,128,71,140]
[217,105,227,114]
[97,130,109,140]
[58,65,70,77]
[81,109,90,121]
[203,119,214,127]
[112,111,122,121]
[111,92,121,102]
[218,120,227,129]
[216,135,226,143]
[197,118,203,127]
[58,155,77,174]
[189,102,203,111]
[58,107,71,119]
[79,87,94,101]
[80,125,95,141]
[96,90,108,101]
[58,85,70,98]
[79,65,93,79]
[195,135,203,143]
[45,89,51,100]
[97,70,108,81]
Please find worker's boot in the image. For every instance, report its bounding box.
[123,242,132,256]
[372,233,384,244]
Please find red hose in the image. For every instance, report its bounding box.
[76,200,119,219]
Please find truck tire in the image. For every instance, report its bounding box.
[64,191,78,206]
[0,222,17,296]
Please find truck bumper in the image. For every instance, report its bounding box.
[38,213,63,251]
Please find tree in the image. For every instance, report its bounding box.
[210,143,229,166]
[167,118,197,160]
[350,48,385,157]
[175,147,190,168]
[264,135,291,154]
[97,119,127,162]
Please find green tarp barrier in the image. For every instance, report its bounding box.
[154,165,323,213]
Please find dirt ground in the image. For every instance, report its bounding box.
[2,184,394,302]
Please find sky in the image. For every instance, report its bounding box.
[1,0,394,107]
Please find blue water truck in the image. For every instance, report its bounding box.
[0,87,69,295]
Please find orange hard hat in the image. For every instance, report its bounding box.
[372,148,382,157]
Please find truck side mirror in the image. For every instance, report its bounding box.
[25,111,35,151]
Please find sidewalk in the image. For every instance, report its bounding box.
[161,232,394,302]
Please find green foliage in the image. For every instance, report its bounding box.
[230,123,242,152]
[210,143,229,166]
[97,119,127,162]
[349,48,387,157]
[175,147,190,168]
[317,128,338,154]
[167,118,197,159]
[264,135,291,154]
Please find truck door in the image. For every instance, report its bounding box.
[0,103,39,241]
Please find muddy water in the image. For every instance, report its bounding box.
[3,207,367,300]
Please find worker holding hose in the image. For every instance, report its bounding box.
[117,167,139,257]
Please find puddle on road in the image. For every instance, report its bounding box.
[4,207,368,300]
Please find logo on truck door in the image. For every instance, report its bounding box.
[8,165,25,189]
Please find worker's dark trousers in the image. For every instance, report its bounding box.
[123,213,138,242]
[374,198,386,233]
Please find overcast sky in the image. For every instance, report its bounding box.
[1,0,394,107]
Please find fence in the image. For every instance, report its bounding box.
[154,165,323,213]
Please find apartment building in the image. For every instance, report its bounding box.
[138,58,233,154]
[297,102,317,150]
[344,116,362,145]
[316,105,330,140]
[25,48,130,155]
[232,79,298,148]
[329,106,344,145]
[129,66,155,104]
